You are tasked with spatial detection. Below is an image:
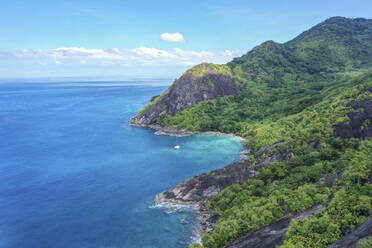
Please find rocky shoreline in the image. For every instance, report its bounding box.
[129,122,246,141]
[153,195,218,240]
[129,122,249,241]
[129,122,311,245]
[151,138,294,243]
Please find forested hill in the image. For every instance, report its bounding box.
[189,70,372,248]
[131,16,372,248]
[131,17,372,132]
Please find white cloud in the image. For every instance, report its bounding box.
[12,46,244,67]
[160,32,185,43]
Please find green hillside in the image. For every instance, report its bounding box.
[193,71,372,248]
[157,17,372,134]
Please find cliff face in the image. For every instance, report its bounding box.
[130,64,236,126]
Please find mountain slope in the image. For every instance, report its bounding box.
[131,17,372,133]
[130,63,236,126]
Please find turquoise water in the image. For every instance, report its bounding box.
[0,81,243,248]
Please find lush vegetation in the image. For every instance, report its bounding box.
[358,236,372,248]
[182,63,232,77]
[190,71,372,248]
[139,17,372,247]
[281,140,372,247]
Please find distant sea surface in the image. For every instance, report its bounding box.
[0,81,243,248]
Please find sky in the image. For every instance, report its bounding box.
[0,0,371,79]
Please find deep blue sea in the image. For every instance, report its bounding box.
[0,80,243,248]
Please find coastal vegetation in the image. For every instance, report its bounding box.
[182,63,232,77]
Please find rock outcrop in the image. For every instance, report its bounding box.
[329,216,372,248]
[130,64,236,126]
[222,170,345,248]
[325,170,344,187]
[155,141,294,205]
[334,87,372,139]
[226,204,325,248]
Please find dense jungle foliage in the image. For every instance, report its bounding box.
[191,72,372,248]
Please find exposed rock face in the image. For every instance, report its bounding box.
[155,142,294,206]
[325,170,344,187]
[225,204,325,248]
[329,216,372,248]
[255,147,293,168]
[130,70,236,126]
[155,160,254,205]
[217,170,345,248]
[199,201,219,233]
[334,87,372,139]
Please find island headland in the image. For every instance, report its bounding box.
[130,16,372,248]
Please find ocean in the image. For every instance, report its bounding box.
[0,80,243,248]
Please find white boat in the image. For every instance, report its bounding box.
[174,145,180,150]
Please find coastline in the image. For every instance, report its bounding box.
[149,202,204,246]
[130,122,246,246]
[129,123,246,142]
[151,198,215,246]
